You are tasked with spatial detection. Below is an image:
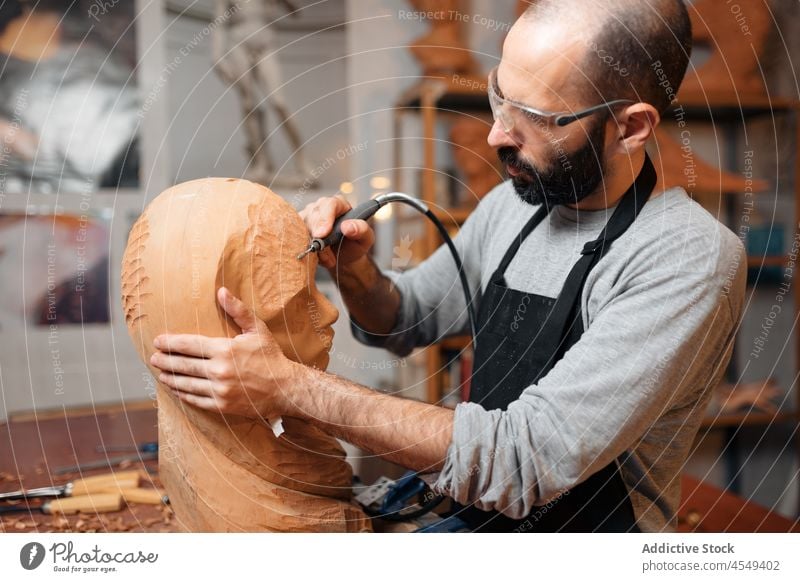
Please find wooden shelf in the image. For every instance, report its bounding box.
[671,93,800,121]
[396,77,491,112]
[439,335,472,351]
[396,205,475,225]
[700,410,797,429]
[747,255,789,269]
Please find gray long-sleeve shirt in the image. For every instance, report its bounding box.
[352,180,747,532]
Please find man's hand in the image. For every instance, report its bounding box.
[151,290,453,473]
[149,287,298,418]
[299,194,375,269]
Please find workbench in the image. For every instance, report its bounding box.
[0,401,175,533]
[1,401,797,533]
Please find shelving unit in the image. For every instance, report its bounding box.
[392,77,491,404]
[667,96,800,502]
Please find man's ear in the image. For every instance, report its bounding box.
[612,103,660,155]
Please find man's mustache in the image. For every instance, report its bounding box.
[497,147,534,174]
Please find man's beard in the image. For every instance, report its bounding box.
[497,118,608,207]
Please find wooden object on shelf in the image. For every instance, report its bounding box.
[650,127,769,210]
[0,8,62,62]
[709,378,781,416]
[407,0,480,79]
[680,0,772,102]
[450,117,503,203]
[121,178,371,532]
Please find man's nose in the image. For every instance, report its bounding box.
[487,118,517,149]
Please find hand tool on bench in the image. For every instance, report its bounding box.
[95,441,158,454]
[0,471,142,502]
[115,487,168,505]
[0,492,123,515]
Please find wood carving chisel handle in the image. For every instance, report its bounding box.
[44,493,123,515]
[0,493,123,515]
[0,470,142,501]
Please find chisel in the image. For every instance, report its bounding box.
[0,493,123,515]
[0,471,142,502]
[116,488,168,505]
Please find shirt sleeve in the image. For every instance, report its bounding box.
[430,231,747,519]
[351,185,502,356]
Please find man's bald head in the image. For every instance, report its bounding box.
[518,0,692,114]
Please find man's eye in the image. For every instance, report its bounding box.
[522,110,544,124]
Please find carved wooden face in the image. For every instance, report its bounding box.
[122,178,338,372]
[226,188,339,369]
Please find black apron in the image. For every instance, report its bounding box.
[456,156,658,532]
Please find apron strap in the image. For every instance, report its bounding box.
[493,203,552,281]
[533,155,658,381]
[579,155,658,259]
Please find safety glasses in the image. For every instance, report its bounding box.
[488,66,634,132]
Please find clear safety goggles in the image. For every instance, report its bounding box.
[488,66,634,133]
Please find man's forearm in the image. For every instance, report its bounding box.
[284,363,453,472]
[329,255,401,336]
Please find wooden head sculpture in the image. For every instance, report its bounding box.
[407,0,479,77]
[122,178,371,532]
[680,0,772,100]
[651,127,769,212]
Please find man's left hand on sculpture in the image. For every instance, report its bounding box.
[150,286,297,419]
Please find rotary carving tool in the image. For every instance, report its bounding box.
[297,192,429,260]
[296,190,479,349]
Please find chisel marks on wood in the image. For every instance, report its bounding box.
[121,214,153,327]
